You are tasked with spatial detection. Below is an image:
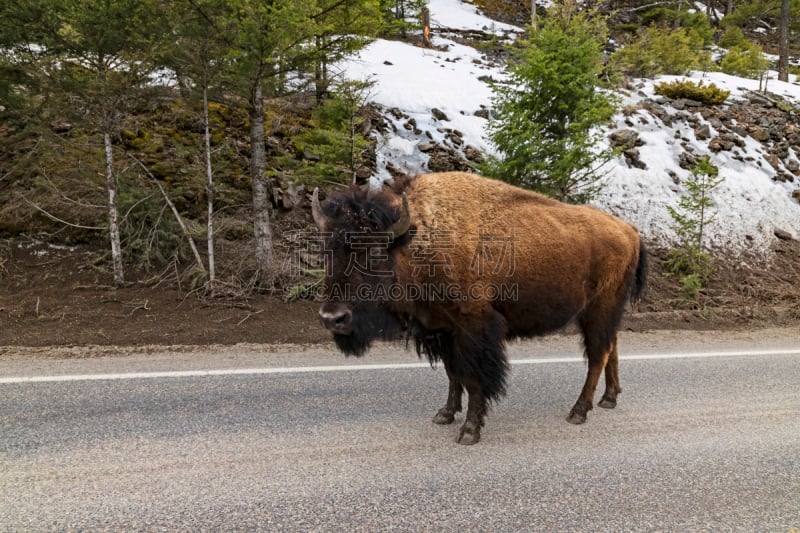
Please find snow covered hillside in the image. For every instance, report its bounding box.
[338,0,800,257]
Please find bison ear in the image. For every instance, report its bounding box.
[311,188,329,230]
[389,192,411,240]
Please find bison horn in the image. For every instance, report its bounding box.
[389,192,411,240]
[311,187,328,230]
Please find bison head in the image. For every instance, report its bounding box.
[312,186,412,356]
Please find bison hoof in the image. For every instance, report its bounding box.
[432,409,456,425]
[598,394,617,409]
[566,409,587,425]
[456,422,481,446]
[457,427,480,445]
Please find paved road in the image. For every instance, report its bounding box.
[1,330,799,531]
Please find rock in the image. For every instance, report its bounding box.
[764,153,781,170]
[622,148,647,169]
[431,108,449,121]
[388,107,404,120]
[731,126,748,137]
[774,229,794,241]
[463,145,483,163]
[679,151,698,170]
[641,100,673,126]
[749,126,771,142]
[426,145,474,172]
[474,108,490,119]
[281,182,304,210]
[773,142,790,159]
[694,123,711,140]
[608,129,642,150]
[709,136,734,152]
[51,119,72,134]
[792,189,800,203]
[445,130,463,146]
[668,170,680,184]
[747,92,770,106]
[418,142,436,153]
[383,60,394,66]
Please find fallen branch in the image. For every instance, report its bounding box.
[127,299,151,316]
[237,309,264,326]
[22,197,104,230]
[129,154,207,276]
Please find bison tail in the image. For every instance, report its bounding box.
[631,238,648,303]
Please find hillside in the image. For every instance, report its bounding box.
[1,0,800,346]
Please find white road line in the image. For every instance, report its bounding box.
[1,348,799,385]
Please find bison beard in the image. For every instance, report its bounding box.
[313,172,647,445]
[332,302,404,357]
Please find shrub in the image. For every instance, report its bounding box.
[654,79,730,105]
[720,41,769,79]
[610,26,712,78]
[719,26,747,49]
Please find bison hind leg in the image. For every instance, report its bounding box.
[598,341,622,409]
[569,297,627,424]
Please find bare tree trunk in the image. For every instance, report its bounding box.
[315,36,325,103]
[726,0,734,15]
[674,0,683,28]
[350,110,357,184]
[777,0,789,82]
[249,80,274,285]
[531,0,536,27]
[104,131,125,287]
[203,84,216,286]
[421,7,431,48]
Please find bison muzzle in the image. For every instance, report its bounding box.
[313,171,647,445]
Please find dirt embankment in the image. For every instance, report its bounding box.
[1,236,799,349]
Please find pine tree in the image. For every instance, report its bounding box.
[666,156,723,299]
[166,0,240,290]
[17,0,166,287]
[483,6,617,204]
[223,0,379,286]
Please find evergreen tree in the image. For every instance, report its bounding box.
[223,0,377,285]
[309,0,381,102]
[378,0,425,38]
[483,6,617,203]
[666,156,723,299]
[8,0,166,286]
[165,0,239,289]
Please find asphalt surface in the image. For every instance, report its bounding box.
[1,329,799,531]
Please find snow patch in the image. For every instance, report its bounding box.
[339,1,800,256]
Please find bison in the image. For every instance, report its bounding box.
[312,171,646,445]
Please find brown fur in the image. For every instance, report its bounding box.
[318,171,646,444]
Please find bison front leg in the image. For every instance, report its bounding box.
[432,368,463,425]
[457,383,487,445]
